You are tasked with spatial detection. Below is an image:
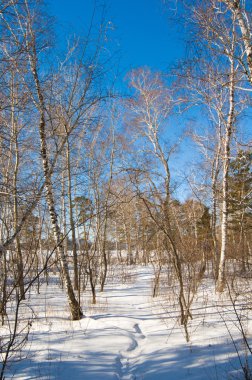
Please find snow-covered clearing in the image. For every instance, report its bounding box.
[3,266,252,379]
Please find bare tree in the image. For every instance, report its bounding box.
[127,68,193,341]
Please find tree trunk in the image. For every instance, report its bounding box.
[65,133,79,291]
[227,0,252,84]
[11,74,25,300]
[28,36,82,320]
[211,134,221,279]
[216,37,235,292]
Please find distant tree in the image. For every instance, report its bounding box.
[228,150,252,269]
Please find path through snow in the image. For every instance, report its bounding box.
[4,266,251,379]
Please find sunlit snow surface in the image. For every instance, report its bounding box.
[3,266,252,379]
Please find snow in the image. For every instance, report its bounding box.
[2,265,252,379]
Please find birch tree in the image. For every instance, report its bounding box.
[223,0,252,85]
[0,0,83,319]
[191,1,250,290]
[25,14,83,319]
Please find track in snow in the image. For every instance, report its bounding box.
[115,322,146,380]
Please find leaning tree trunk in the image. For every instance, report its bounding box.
[152,129,192,340]
[38,114,83,320]
[27,36,82,320]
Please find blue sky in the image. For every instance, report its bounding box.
[48,0,185,73]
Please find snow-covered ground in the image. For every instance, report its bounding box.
[2,265,252,379]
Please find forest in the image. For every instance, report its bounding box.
[0,0,251,379]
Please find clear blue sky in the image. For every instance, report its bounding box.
[48,0,185,73]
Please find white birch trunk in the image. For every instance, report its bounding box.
[216,36,235,292]
[26,27,82,319]
[226,0,252,84]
